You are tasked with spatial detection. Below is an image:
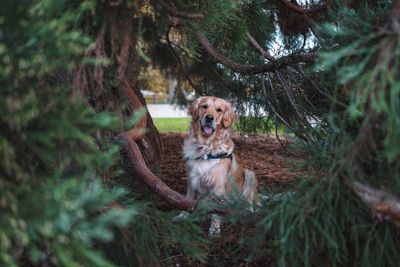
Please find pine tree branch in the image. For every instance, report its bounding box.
[166,26,199,91]
[351,181,400,226]
[338,112,400,226]
[276,0,326,15]
[337,2,400,226]
[247,33,275,61]
[195,31,315,74]
[159,2,315,74]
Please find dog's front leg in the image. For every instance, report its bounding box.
[173,177,197,222]
[208,174,226,238]
[208,214,222,238]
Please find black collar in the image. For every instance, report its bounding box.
[197,152,233,161]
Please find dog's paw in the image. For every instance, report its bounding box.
[208,221,221,239]
[172,211,190,223]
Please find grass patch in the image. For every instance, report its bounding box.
[153,117,190,132]
[153,117,287,133]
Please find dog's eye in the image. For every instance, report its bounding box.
[216,108,222,112]
[201,105,208,109]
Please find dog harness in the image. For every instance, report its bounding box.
[197,152,233,161]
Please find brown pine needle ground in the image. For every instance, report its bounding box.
[157,132,300,197]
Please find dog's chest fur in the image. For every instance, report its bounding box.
[183,135,233,197]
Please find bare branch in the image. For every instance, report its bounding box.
[196,31,315,74]
[261,75,298,134]
[118,132,196,210]
[336,112,400,226]
[295,66,348,109]
[247,33,275,61]
[166,26,199,91]
[351,180,400,226]
[275,71,313,132]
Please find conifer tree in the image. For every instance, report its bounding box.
[1,1,205,266]
[3,0,400,266]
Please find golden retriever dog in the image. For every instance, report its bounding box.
[176,96,258,238]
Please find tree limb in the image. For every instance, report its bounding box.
[159,1,315,74]
[337,112,400,226]
[247,33,275,61]
[118,132,196,210]
[196,31,315,74]
[351,180,400,226]
[166,26,199,91]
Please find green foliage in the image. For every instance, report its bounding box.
[1,0,210,266]
[0,1,137,266]
[4,0,400,266]
[102,202,208,266]
[231,2,400,267]
[251,177,400,267]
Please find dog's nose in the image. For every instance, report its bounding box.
[205,114,214,122]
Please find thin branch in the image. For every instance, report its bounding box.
[277,0,326,15]
[166,26,199,91]
[196,31,315,74]
[295,66,348,108]
[162,37,197,60]
[159,0,204,20]
[262,76,295,131]
[262,74,309,142]
[275,71,312,130]
[266,72,283,114]
[274,120,299,158]
[247,33,275,61]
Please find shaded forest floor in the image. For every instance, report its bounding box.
[157,132,300,195]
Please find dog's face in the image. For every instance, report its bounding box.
[189,96,236,137]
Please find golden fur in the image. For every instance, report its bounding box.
[179,96,258,237]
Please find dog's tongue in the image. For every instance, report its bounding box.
[203,126,213,135]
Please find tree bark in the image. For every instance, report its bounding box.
[118,132,195,210]
[73,1,162,163]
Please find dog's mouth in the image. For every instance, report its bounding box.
[201,125,215,136]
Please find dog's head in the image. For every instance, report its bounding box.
[189,96,236,137]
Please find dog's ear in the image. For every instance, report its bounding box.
[188,97,203,120]
[222,102,236,128]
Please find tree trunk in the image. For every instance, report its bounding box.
[73,1,162,164]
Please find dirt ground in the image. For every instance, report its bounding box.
[157,132,299,194]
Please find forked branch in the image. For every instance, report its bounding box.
[196,31,315,74]
[118,132,196,210]
[247,33,275,61]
